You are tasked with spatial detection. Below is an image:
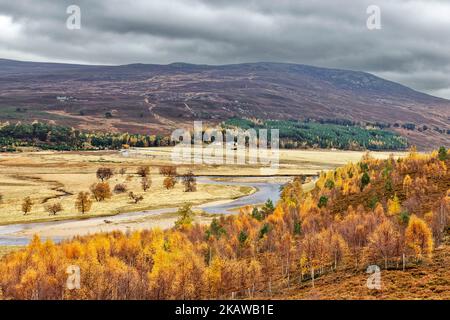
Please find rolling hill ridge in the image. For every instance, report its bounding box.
[0,59,448,149]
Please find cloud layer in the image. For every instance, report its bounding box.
[1,0,450,98]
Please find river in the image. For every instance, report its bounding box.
[0,176,291,246]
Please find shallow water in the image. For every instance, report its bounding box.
[0,176,291,246]
[196,176,286,214]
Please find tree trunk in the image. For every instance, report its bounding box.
[334,253,337,270]
[268,280,272,297]
[402,253,406,271]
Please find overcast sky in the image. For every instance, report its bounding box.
[1,0,450,98]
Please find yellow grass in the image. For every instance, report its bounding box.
[0,148,406,225]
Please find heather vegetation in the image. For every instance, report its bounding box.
[0,148,448,299]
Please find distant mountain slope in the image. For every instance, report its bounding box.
[0,59,448,149]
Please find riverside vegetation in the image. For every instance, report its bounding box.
[0,147,448,299]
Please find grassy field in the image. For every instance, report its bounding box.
[0,159,254,225]
[0,147,406,225]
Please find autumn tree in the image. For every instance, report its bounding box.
[365,219,399,269]
[1,148,448,300]
[387,195,402,216]
[75,191,93,214]
[338,209,374,267]
[160,166,177,190]
[128,192,144,204]
[175,203,194,228]
[21,196,33,215]
[141,176,151,192]
[96,167,114,182]
[163,176,177,190]
[182,171,197,192]
[159,166,177,177]
[319,230,348,270]
[425,199,449,246]
[405,215,433,260]
[45,202,63,215]
[301,232,323,287]
[137,166,150,177]
[90,182,112,201]
[403,175,412,196]
[113,183,127,194]
[204,256,224,298]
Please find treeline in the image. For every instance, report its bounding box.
[0,122,172,152]
[0,119,410,152]
[0,147,448,299]
[313,117,449,136]
[223,118,408,150]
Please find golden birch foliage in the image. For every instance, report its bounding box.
[205,256,223,297]
[299,194,315,218]
[366,219,399,267]
[405,215,433,259]
[403,175,412,195]
[387,195,402,216]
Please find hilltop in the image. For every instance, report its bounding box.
[0,59,448,150]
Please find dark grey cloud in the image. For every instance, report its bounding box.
[1,0,450,98]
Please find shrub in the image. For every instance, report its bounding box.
[438,146,448,161]
[21,197,33,215]
[96,167,114,181]
[159,166,177,177]
[137,166,150,177]
[251,207,263,221]
[113,183,128,194]
[128,192,144,204]
[163,176,176,189]
[318,195,328,208]
[182,170,197,192]
[45,202,63,215]
[174,203,194,228]
[141,177,151,192]
[259,223,270,239]
[325,179,335,189]
[361,172,371,190]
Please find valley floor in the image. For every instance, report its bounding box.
[0,147,405,226]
